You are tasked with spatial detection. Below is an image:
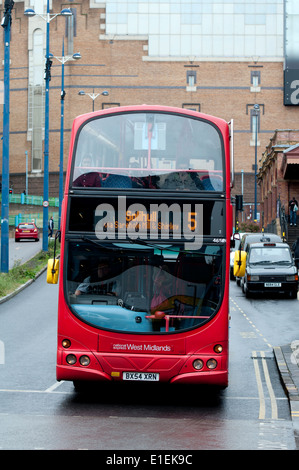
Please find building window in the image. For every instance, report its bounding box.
[186,70,197,91]
[102,103,120,109]
[182,103,200,112]
[65,8,77,55]
[251,71,261,92]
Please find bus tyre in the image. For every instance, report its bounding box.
[73,380,90,393]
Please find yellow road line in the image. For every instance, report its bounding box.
[261,351,278,420]
[252,351,266,419]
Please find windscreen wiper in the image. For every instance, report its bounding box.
[79,236,118,250]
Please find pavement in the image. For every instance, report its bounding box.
[274,343,299,442]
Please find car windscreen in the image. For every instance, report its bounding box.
[248,246,292,265]
[18,224,35,230]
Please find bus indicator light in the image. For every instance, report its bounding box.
[62,339,71,348]
[214,344,223,354]
[111,371,120,377]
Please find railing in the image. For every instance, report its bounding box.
[7,193,59,207]
[0,193,59,228]
[278,196,288,241]
[9,212,58,228]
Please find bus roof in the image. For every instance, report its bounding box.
[72,104,229,132]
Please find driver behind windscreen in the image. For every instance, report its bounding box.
[75,260,120,296]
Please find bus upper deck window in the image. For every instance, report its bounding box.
[71,112,224,191]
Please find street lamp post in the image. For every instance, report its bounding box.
[24,1,72,251]
[253,104,260,222]
[50,40,81,231]
[78,89,109,111]
[0,0,14,273]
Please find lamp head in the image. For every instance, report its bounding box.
[24,8,36,17]
[60,8,72,17]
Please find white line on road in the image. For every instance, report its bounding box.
[44,381,65,393]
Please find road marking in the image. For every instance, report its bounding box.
[230,297,272,348]
[44,381,65,393]
[260,351,278,420]
[252,351,266,419]
[0,388,71,394]
[252,351,279,420]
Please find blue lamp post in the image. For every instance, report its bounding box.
[50,41,81,231]
[24,1,72,251]
[253,104,260,222]
[0,0,14,273]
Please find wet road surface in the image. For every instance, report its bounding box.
[0,275,297,450]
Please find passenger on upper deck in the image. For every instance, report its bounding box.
[72,154,101,187]
[158,160,199,190]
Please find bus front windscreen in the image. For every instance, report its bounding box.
[65,241,223,333]
[71,112,224,191]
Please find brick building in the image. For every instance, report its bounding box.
[0,0,299,221]
[258,129,299,236]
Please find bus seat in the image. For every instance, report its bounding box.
[101,174,132,188]
[200,174,223,191]
[72,172,102,187]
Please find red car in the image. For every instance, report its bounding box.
[15,222,39,242]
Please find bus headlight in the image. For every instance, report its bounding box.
[207,359,217,369]
[79,355,90,366]
[66,354,77,365]
[193,359,204,370]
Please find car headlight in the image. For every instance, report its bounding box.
[247,275,259,281]
[286,275,297,281]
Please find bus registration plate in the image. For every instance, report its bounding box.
[264,282,281,287]
[123,372,159,381]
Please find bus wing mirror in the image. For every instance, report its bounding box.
[47,258,59,284]
[233,250,246,277]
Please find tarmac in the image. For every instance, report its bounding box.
[1,247,299,445]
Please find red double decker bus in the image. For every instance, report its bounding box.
[48,105,234,389]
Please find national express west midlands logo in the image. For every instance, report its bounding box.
[94,196,203,249]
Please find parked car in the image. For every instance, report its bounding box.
[15,222,39,242]
[242,242,298,298]
[239,232,283,253]
[236,232,283,286]
[230,232,247,280]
